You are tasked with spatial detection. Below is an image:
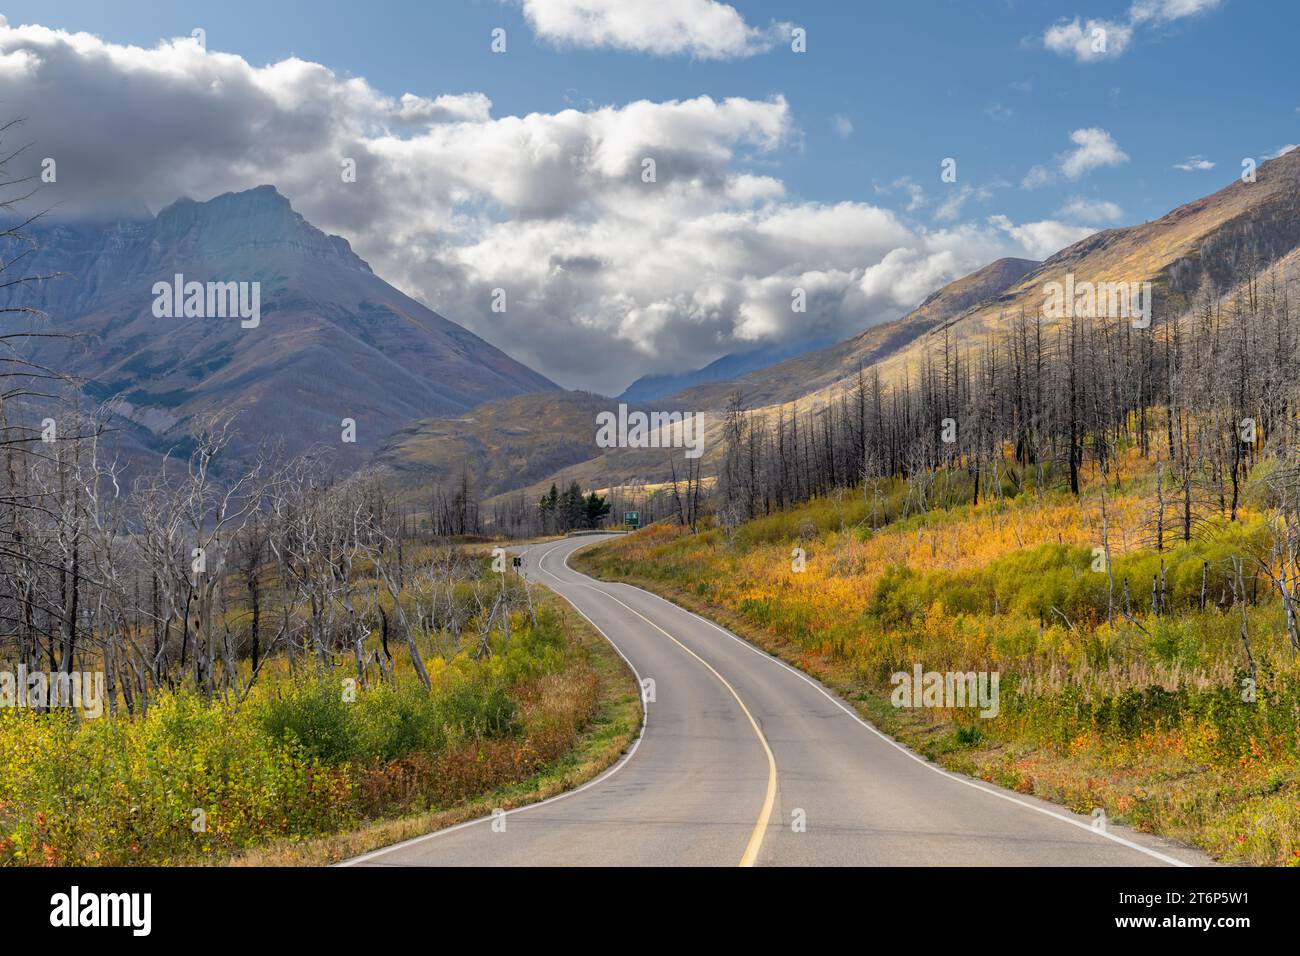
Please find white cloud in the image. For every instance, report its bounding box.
[831,114,853,138]
[1061,127,1128,179]
[1058,196,1124,224]
[1129,0,1222,24]
[988,215,1098,260]
[877,176,926,212]
[1022,129,1127,189]
[396,92,493,124]
[935,182,999,222]
[1044,0,1219,61]
[515,0,787,59]
[1172,154,1215,171]
[1266,144,1298,159]
[1022,165,1054,190]
[1043,17,1133,62]
[857,246,966,309]
[1,19,1056,395]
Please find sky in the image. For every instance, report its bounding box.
[0,0,1296,394]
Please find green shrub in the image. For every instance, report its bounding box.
[353,680,444,762]
[441,677,519,741]
[260,680,359,765]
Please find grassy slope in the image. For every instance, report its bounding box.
[0,583,642,867]
[775,147,1300,427]
[574,457,1300,866]
[376,391,625,501]
[234,585,642,866]
[667,256,1040,413]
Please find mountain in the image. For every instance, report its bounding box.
[376,257,1040,504]
[396,147,1300,511]
[664,256,1041,412]
[770,145,1300,419]
[7,186,557,466]
[617,336,835,403]
[374,391,653,500]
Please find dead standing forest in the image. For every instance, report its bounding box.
[5,141,1300,713]
[711,259,1300,658]
[0,143,548,717]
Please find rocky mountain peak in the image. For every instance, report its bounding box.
[152,185,371,273]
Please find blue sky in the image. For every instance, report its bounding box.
[1,1,1295,391]
[8,0,1292,224]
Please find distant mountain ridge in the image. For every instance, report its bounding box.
[375,391,658,500]
[381,147,1300,510]
[618,336,835,403]
[375,256,1042,503]
[772,145,1300,419]
[662,256,1041,411]
[22,145,1300,505]
[7,186,557,465]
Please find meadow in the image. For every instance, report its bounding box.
[0,561,641,866]
[576,452,1300,865]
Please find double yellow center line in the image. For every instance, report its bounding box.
[565,575,778,867]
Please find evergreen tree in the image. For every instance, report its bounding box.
[583,491,611,528]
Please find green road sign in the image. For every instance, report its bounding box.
[624,511,640,529]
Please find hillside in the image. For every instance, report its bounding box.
[375,391,645,499]
[617,335,835,402]
[377,149,1300,511]
[667,256,1040,411]
[574,456,1300,866]
[590,147,1300,492]
[382,256,1043,504]
[781,147,1300,417]
[7,186,557,466]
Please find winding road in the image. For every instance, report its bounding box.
[342,534,1209,868]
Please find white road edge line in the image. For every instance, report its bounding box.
[563,568,779,867]
[337,538,647,867]
[569,553,1194,868]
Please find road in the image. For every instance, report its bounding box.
[343,534,1209,867]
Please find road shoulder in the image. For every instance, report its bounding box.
[234,583,643,867]
[571,550,1215,867]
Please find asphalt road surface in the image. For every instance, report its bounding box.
[343,534,1209,867]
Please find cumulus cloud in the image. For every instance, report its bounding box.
[1022,165,1054,190]
[1058,196,1124,224]
[876,176,926,212]
[0,19,1065,394]
[1172,154,1215,171]
[1061,127,1129,179]
[1043,18,1133,62]
[1044,0,1219,62]
[396,92,493,123]
[934,182,1002,223]
[1129,0,1222,24]
[831,114,854,138]
[988,215,1098,261]
[515,0,788,60]
[1022,128,1128,190]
